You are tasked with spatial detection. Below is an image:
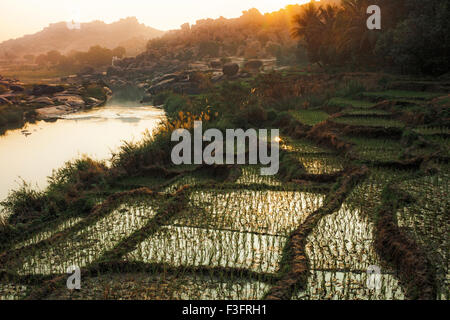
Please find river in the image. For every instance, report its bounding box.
[0,104,165,202]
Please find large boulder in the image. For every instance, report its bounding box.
[148,78,177,94]
[10,85,25,92]
[0,97,12,105]
[54,95,85,108]
[223,63,239,77]
[35,105,73,120]
[32,84,64,96]
[210,60,222,69]
[85,97,102,106]
[244,60,263,72]
[107,66,125,77]
[30,96,55,105]
[140,93,153,104]
[79,66,95,75]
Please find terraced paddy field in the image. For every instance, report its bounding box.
[0,77,448,300]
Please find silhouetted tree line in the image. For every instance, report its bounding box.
[292,0,449,75]
[143,6,311,65]
[32,45,126,71]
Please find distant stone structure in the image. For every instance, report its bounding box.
[112,56,121,67]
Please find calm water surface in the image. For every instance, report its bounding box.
[0,104,165,201]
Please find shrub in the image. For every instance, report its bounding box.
[48,157,108,192]
[153,91,171,106]
[1,183,46,225]
[85,84,106,100]
[336,80,366,98]
[0,84,8,94]
[244,105,267,126]
[164,93,189,118]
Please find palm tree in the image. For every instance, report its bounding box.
[291,2,323,65]
[337,0,379,59]
[317,4,340,65]
[291,2,340,66]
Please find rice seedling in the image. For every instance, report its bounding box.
[327,98,376,109]
[362,90,443,101]
[305,204,385,272]
[333,117,405,128]
[289,110,329,126]
[162,174,202,194]
[173,190,325,235]
[125,225,286,273]
[413,126,450,135]
[235,166,283,186]
[293,270,404,300]
[343,109,392,116]
[12,217,84,250]
[344,136,403,161]
[396,174,449,299]
[296,154,344,174]
[44,273,270,300]
[7,197,159,275]
[0,284,30,300]
[280,137,332,154]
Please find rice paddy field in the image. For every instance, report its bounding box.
[0,76,448,301]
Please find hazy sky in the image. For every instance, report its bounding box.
[0,0,309,43]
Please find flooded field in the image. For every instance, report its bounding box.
[0,104,164,201]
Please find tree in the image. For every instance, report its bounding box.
[35,54,48,67]
[291,2,339,66]
[23,54,35,63]
[198,41,220,58]
[46,50,63,65]
[85,45,113,67]
[375,0,450,75]
[112,46,126,58]
[337,0,378,62]
[291,2,324,64]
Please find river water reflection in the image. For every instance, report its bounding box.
[0,104,165,201]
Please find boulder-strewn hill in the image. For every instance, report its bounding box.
[116,1,340,68]
[0,17,165,59]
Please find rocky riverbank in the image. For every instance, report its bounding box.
[104,57,277,103]
[0,75,112,130]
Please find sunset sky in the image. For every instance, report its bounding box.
[0,0,310,42]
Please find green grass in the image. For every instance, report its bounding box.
[1,68,74,84]
[345,136,403,161]
[281,137,332,154]
[0,105,25,127]
[343,109,392,116]
[327,98,376,109]
[414,126,450,135]
[296,154,344,174]
[362,90,443,101]
[333,116,405,128]
[435,96,450,106]
[289,109,329,126]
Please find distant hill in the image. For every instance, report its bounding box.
[130,0,341,65]
[0,17,165,60]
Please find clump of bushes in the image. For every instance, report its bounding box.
[1,157,109,226]
[84,84,107,101]
[0,84,8,94]
[277,151,306,181]
[0,105,24,127]
[1,183,46,225]
[336,79,366,98]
